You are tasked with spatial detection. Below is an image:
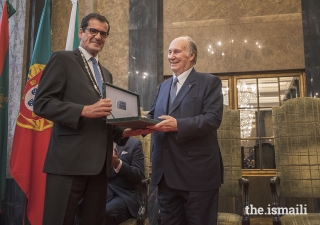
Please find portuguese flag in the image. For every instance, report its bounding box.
[0,0,15,209]
[10,0,52,224]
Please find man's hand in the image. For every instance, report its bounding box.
[81,98,112,118]
[147,115,177,132]
[112,147,120,168]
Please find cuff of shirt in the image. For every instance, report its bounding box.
[113,159,122,173]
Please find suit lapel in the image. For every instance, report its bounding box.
[169,69,197,114]
[158,79,172,115]
[74,49,88,73]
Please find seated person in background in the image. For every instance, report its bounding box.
[106,137,145,225]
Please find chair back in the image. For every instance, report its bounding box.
[273,97,320,198]
[218,105,242,197]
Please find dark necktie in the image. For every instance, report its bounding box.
[170,77,179,106]
[90,57,102,93]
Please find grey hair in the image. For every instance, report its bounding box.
[180,36,198,65]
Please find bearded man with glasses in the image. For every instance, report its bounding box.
[34,13,152,225]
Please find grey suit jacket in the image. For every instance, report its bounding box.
[108,137,145,217]
[148,68,224,191]
[34,48,126,176]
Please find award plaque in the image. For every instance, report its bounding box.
[102,82,159,129]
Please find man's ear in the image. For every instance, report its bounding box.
[78,28,83,39]
[189,51,195,61]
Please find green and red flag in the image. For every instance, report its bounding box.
[10,0,52,224]
[0,0,15,209]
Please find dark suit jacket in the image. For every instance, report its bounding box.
[34,48,126,177]
[148,68,224,191]
[108,137,145,217]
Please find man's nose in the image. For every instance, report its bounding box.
[95,32,102,39]
[168,53,174,60]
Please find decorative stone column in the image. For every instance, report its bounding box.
[301,0,320,98]
[128,0,163,110]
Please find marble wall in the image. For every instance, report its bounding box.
[163,0,305,75]
[49,0,306,107]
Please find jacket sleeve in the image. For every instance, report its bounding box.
[117,139,145,185]
[33,52,84,129]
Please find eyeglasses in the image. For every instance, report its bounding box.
[83,27,108,38]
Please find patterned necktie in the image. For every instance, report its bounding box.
[90,57,102,93]
[170,77,179,106]
[106,185,115,203]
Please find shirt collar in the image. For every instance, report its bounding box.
[78,46,99,63]
[173,67,193,84]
